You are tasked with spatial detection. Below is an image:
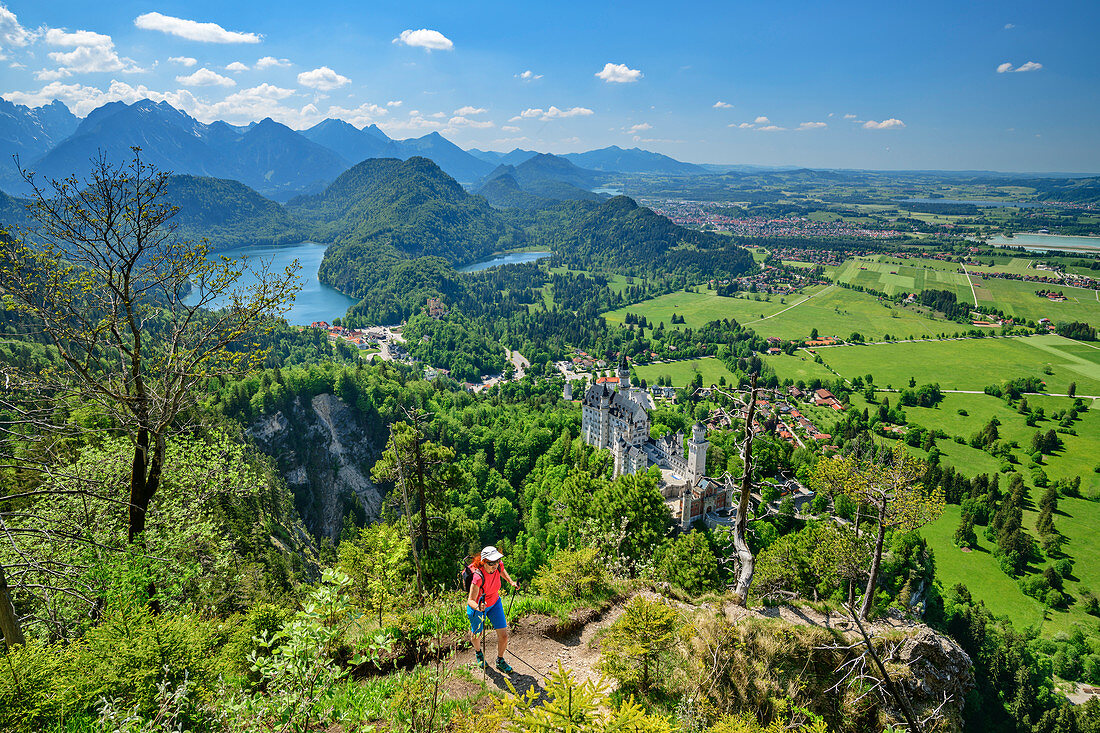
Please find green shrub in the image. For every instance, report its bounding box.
[218,603,294,684]
[0,607,225,733]
[532,547,612,603]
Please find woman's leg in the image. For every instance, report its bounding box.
[497,627,509,656]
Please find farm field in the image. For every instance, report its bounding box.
[604,284,955,341]
[969,274,1100,325]
[832,255,973,300]
[634,357,737,387]
[816,334,1100,394]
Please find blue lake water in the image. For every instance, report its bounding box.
[187,242,359,326]
[458,251,552,272]
[986,233,1100,253]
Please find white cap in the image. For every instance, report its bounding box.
[481,546,503,562]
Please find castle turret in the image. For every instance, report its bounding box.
[687,422,708,483]
[617,354,630,392]
[599,389,611,449]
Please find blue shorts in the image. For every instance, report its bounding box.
[467,597,507,634]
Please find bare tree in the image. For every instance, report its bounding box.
[0,149,299,633]
[710,375,761,606]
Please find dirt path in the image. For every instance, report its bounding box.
[446,602,626,699]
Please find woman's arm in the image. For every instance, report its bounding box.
[467,575,484,610]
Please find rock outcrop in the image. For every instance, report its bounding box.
[249,392,384,539]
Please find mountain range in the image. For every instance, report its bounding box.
[0,97,710,202]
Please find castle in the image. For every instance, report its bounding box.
[579,358,729,528]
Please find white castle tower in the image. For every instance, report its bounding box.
[687,422,709,483]
[617,355,630,392]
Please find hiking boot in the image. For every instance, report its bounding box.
[496,657,513,674]
[475,651,485,669]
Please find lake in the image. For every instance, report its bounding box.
[458,251,552,272]
[187,242,359,326]
[987,233,1100,253]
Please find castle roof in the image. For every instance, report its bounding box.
[582,382,648,422]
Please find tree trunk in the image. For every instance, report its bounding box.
[0,564,25,650]
[859,502,888,620]
[730,375,758,606]
[849,609,924,733]
[414,430,429,557]
[396,458,425,596]
[128,428,150,544]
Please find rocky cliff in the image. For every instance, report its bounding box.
[248,392,385,539]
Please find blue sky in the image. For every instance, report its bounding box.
[1,0,1097,172]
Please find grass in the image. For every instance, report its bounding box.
[634,357,738,387]
[970,276,1100,326]
[816,334,1100,395]
[921,505,1047,629]
[832,256,973,300]
[762,352,837,384]
[604,284,955,342]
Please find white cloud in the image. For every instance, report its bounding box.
[843,113,857,120]
[429,111,445,118]
[448,115,493,129]
[454,105,486,115]
[501,125,520,132]
[626,122,652,133]
[0,5,35,48]
[393,29,453,51]
[255,56,290,69]
[1004,23,1015,29]
[297,66,350,91]
[225,61,248,72]
[754,116,770,124]
[797,121,827,130]
[863,118,905,129]
[713,101,733,109]
[47,44,143,74]
[45,28,113,47]
[133,12,261,43]
[176,67,236,87]
[730,122,753,128]
[379,111,446,133]
[757,125,785,131]
[35,68,71,81]
[516,70,542,81]
[4,80,199,117]
[325,101,389,127]
[169,56,197,67]
[386,100,402,107]
[595,62,642,83]
[998,61,1043,73]
[510,106,593,122]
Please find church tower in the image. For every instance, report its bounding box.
[687,422,709,483]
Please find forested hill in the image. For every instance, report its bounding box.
[288,156,525,263]
[509,195,755,279]
[164,175,308,250]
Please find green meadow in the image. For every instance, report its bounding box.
[816,334,1100,394]
[634,357,738,387]
[832,255,973,300]
[604,284,956,341]
[971,275,1100,325]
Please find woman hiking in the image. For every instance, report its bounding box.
[466,546,518,672]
